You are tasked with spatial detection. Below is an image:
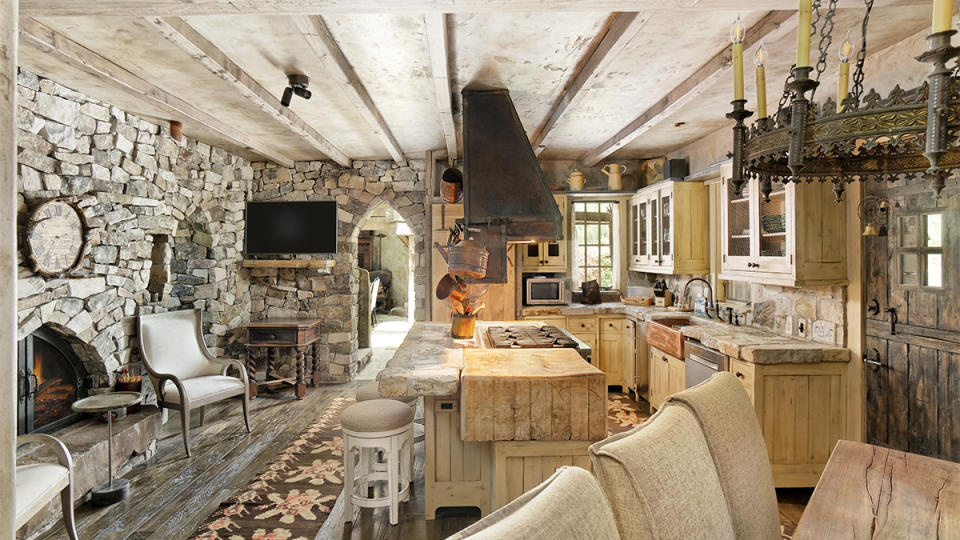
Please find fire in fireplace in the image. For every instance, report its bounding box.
[18,327,90,435]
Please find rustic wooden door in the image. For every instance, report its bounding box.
[863,182,960,461]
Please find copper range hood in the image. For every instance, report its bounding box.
[461,88,563,283]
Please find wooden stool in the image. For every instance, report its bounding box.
[342,399,414,526]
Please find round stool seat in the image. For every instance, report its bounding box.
[342,399,414,433]
[356,381,417,405]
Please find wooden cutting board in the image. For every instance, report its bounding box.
[460,348,607,442]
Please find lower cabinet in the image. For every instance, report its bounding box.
[599,318,625,388]
[728,357,851,488]
[623,319,636,393]
[648,345,684,411]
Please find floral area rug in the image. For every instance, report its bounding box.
[192,396,353,540]
[608,392,651,436]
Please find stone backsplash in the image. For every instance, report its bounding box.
[629,271,847,346]
[247,160,428,383]
[15,69,252,388]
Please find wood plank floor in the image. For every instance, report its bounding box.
[36,349,810,539]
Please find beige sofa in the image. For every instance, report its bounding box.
[450,372,780,540]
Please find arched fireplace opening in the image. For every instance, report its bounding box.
[17,326,91,435]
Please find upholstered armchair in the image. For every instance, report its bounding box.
[16,434,78,540]
[447,466,621,540]
[138,309,250,457]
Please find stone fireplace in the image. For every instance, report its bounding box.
[17,326,91,435]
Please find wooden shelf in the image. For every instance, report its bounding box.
[242,259,336,269]
[730,197,750,204]
[730,234,751,239]
[761,231,786,237]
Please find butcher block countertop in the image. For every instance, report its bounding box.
[460,348,606,442]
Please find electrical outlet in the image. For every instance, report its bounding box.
[797,318,808,338]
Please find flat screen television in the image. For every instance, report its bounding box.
[244,201,338,255]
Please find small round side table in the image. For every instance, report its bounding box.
[71,391,142,506]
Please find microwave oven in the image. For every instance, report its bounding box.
[526,277,567,305]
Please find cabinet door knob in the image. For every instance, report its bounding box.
[735,371,744,379]
[662,357,668,363]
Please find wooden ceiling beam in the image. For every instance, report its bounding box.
[292,15,407,165]
[18,18,297,167]
[531,12,651,157]
[581,9,795,166]
[20,0,926,17]
[144,17,351,167]
[424,13,457,160]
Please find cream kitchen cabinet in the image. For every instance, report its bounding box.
[522,195,568,272]
[622,318,637,394]
[648,345,685,412]
[599,318,625,388]
[728,357,851,488]
[719,163,846,287]
[629,181,709,275]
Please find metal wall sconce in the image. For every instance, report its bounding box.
[859,196,895,236]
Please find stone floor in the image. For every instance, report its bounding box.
[31,318,810,539]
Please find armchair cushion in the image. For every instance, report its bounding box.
[589,404,735,540]
[161,375,245,405]
[447,466,621,540]
[139,310,214,382]
[666,372,780,540]
[15,463,69,526]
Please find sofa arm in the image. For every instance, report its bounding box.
[17,434,73,470]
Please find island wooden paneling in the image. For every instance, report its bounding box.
[460,348,606,442]
[424,396,491,520]
[492,440,593,510]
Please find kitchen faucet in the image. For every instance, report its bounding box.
[683,278,714,319]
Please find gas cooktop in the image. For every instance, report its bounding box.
[486,325,579,349]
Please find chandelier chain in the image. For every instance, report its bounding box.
[850,0,874,104]
[811,0,839,101]
[776,67,797,116]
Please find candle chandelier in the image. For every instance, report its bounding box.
[729,0,960,203]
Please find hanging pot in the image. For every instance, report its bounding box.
[435,237,489,279]
[440,167,464,204]
[436,274,467,304]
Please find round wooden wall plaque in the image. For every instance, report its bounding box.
[25,199,86,277]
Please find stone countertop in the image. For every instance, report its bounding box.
[521,302,674,321]
[523,302,849,364]
[377,323,468,398]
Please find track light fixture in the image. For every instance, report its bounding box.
[280,73,312,107]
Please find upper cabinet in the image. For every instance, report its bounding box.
[522,194,568,272]
[719,163,846,287]
[629,181,709,275]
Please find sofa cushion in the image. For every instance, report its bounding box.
[447,466,621,540]
[667,372,780,540]
[589,404,735,540]
[161,375,245,405]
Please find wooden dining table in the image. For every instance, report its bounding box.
[794,440,960,539]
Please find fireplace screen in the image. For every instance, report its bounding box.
[18,327,89,434]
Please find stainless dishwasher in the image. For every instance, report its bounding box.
[684,339,727,388]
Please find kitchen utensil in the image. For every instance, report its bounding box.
[440,167,463,203]
[462,281,490,299]
[436,274,466,303]
[567,170,586,191]
[601,163,627,190]
[448,297,466,315]
[434,236,489,280]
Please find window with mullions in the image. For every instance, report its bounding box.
[898,212,944,288]
[573,201,616,289]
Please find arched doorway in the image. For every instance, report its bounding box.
[356,201,417,324]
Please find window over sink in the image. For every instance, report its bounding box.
[572,201,618,290]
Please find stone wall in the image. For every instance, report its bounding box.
[248,159,427,383]
[377,231,412,315]
[15,69,251,388]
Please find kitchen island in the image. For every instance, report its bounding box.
[378,321,606,519]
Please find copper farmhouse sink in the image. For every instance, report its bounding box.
[646,318,695,359]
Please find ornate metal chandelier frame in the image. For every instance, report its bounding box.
[729,0,960,202]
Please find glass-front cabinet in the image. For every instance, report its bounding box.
[628,180,708,275]
[522,194,568,272]
[719,162,847,287]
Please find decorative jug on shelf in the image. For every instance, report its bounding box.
[567,170,586,191]
[601,163,627,191]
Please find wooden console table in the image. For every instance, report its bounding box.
[243,318,322,399]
